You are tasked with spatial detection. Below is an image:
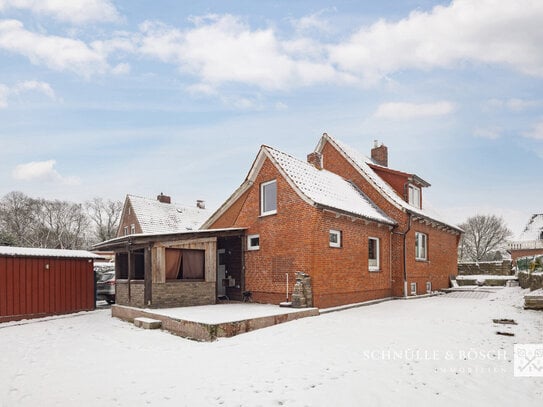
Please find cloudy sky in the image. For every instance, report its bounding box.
[1,0,542,237]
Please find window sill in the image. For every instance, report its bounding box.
[369,269,381,273]
[259,211,277,218]
[415,259,429,263]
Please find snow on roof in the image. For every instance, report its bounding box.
[320,135,461,232]
[518,214,543,241]
[0,246,101,259]
[265,146,395,225]
[128,195,211,234]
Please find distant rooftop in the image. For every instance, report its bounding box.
[127,194,211,234]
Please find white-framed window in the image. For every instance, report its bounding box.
[123,226,129,236]
[247,234,260,251]
[415,232,427,261]
[408,184,421,208]
[426,281,432,294]
[329,230,341,248]
[410,282,417,295]
[130,224,135,234]
[368,237,380,271]
[260,180,277,216]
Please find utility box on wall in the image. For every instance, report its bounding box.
[0,246,100,323]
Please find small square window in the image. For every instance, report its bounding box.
[408,185,421,208]
[248,234,260,250]
[329,230,341,248]
[410,282,417,296]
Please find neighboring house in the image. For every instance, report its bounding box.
[0,246,100,322]
[508,214,543,265]
[95,193,247,308]
[117,193,210,237]
[203,134,462,308]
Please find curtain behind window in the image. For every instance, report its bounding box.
[165,249,182,279]
[182,249,205,279]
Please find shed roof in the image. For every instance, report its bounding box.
[127,195,211,234]
[0,246,101,259]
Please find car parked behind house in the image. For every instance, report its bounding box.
[96,270,115,304]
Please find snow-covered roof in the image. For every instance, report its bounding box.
[128,195,211,234]
[0,246,101,259]
[518,214,543,241]
[317,134,462,232]
[264,146,395,225]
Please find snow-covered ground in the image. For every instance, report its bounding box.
[1,288,542,406]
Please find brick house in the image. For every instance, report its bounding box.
[203,134,462,308]
[117,193,210,237]
[508,214,543,265]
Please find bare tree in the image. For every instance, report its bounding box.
[0,191,39,246]
[458,215,512,262]
[33,199,90,249]
[86,197,122,243]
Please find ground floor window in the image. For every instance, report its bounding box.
[368,237,380,271]
[426,281,432,293]
[247,234,260,250]
[410,282,417,295]
[165,249,205,280]
[415,232,427,260]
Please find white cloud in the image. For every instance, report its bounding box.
[0,19,109,77]
[111,62,130,75]
[0,0,121,24]
[486,98,539,111]
[12,80,55,99]
[328,0,543,84]
[289,9,334,34]
[0,80,56,108]
[0,83,8,108]
[473,127,501,140]
[524,121,543,140]
[12,160,80,185]
[138,15,354,91]
[374,101,455,120]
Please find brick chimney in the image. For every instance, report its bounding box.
[307,152,323,170]
[371,140,388,167]
[157,193,171,204]
[196,200,205,209]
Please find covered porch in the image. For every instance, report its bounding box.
[93,228,246,309]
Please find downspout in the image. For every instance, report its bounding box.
[403,214,412,297]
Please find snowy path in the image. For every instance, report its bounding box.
[0,288,542,406]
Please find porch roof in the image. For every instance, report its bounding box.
[92,227,247,251]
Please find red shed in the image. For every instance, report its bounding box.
[0,246,100,323]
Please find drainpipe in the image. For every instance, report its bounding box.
[403,214,412,297]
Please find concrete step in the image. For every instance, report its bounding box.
[134,317,162,329]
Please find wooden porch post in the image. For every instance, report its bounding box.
[144,245,153,306]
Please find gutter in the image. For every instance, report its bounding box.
[392,213,412,298]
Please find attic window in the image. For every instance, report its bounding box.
[130,224,135,234]
[408,184,421,208]
[260,180,277,216]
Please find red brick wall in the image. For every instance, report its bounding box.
[320,139,459,297]
[210,156,395,308]
[370,166,408,200]
[209,189,250,229]
[117,200,142,237]
[510,249,543,264]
